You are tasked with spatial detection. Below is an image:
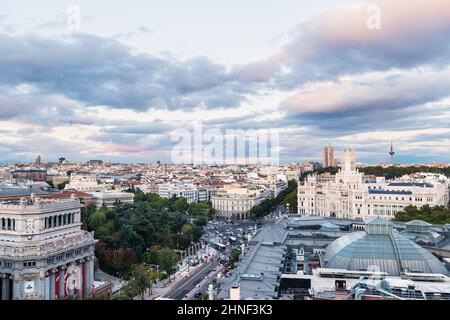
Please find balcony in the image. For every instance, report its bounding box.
[0,231,96,259]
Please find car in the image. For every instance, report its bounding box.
[194,292,202,298]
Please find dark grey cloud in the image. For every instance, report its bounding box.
[0,33,250,111]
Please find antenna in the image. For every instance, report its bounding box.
[389,141,395,163]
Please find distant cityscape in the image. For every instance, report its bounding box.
[0,144,449,301]
[1,0,450,307]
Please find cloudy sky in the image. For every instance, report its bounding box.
[1,0,450,164]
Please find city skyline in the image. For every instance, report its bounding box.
[1,0,450,164]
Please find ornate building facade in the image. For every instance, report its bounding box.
[298,148,449,220]
[0,195,97,300]
[212,185,269,220]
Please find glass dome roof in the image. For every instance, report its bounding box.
[323,218,448,276]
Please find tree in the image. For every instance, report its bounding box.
[250,180,298,218]
[144,246,180,279]
[157,248,179,277]
[81,204,97,230]
[119,264,160,300]
[79,191,206,276]
[250,205,265,218]
[283,190,298,213]
[57,181,69,190]
[393,205,450,224]
[144,246,163,265]
[181,223,194,236]
[174,197,189,213]
[229,248,241,263]
[188,201,214,218]
[88,210,107,231]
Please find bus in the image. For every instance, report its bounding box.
[212,242,226,251]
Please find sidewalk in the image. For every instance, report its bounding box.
[144,248,218,300]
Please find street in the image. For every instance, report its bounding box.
[163,260,219,299]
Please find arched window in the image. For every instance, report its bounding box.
[53,216,57,227]
[63,214,67,225]
[7,218,11,230]
[58,215,62,226]
[12,219,15,231]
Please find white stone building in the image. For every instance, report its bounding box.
[158,181,198,204]
[197,187,217,202]
[0,195,96,300]
[298,148,449,220]
[65,174,100,192]
[211,185,269,220]
[89,191,134,208]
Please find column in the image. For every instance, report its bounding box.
[89,257,94,297]
[1,277,8,300]
[59,268,65,299]
[81,260,86,300]
[84,258,91,298]
[50,271,55,300]
[76,261,82,299]
[10,277,17,300]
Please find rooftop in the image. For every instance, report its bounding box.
[388,182,434,188]
[323,218,448,276]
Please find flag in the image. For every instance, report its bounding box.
[82,262,86,300]
[55,272,60,300]
[73,268,78,297]
[64,269,68,299]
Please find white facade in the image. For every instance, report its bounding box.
[298,148,450,220]
[211,185,269,220]
[198,187,217,202]
[65,174,100,192]
[89,191,134,208]
[158,182,198,204]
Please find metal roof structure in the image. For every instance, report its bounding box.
[387,182,434,188]
[323,217,448,276]
[368,189,413,195]
[0,186,53,198]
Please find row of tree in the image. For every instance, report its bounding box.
[314,165,450,180]
[249,180,298,218]
[359,166,450,180]
[393,205,450,225]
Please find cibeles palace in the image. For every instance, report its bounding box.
[0,194,96,300]
[298,148,450,220]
